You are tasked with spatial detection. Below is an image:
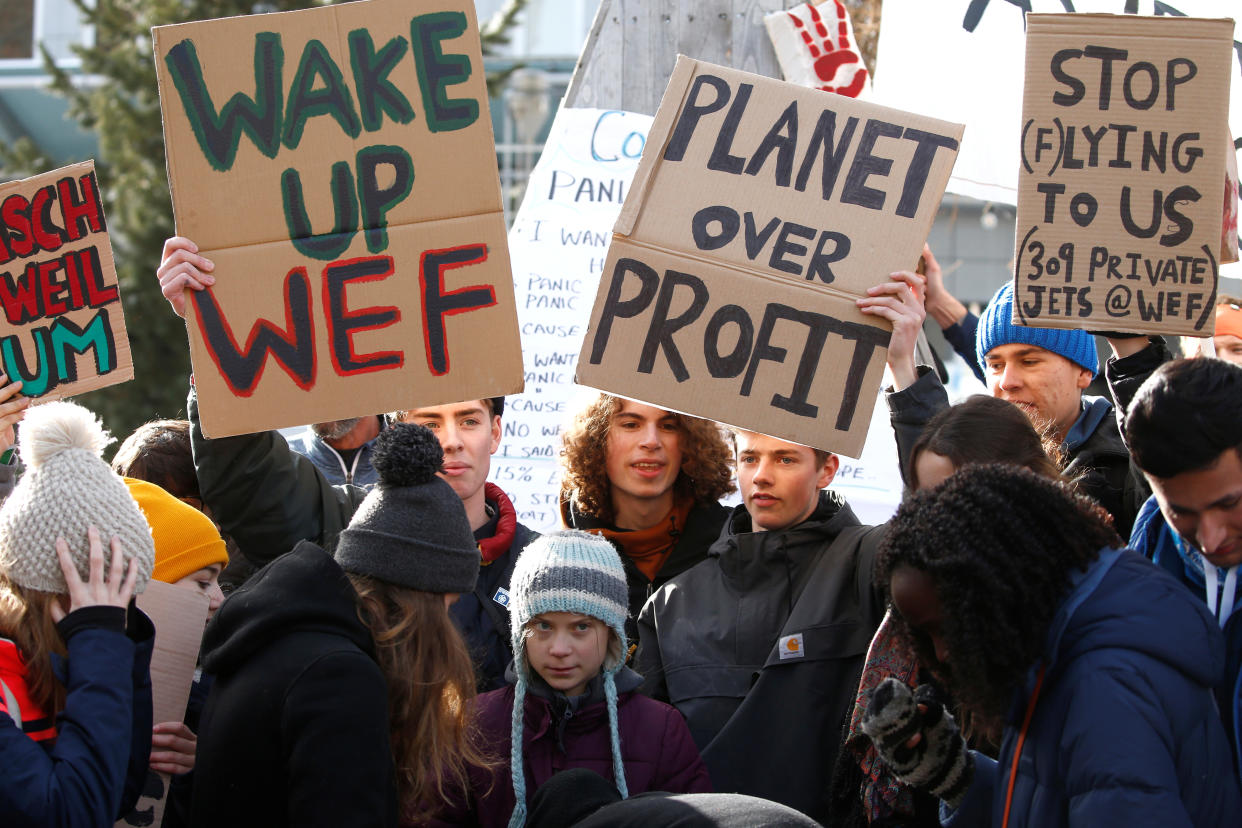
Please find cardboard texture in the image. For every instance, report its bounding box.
[1224,127,1239,265]
[153,0,523,437]
[1014,14,1234,336]
[0,161,133,400]
[117,580,209,828]
[576,57,962,456]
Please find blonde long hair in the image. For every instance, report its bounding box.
[346,574,493,822]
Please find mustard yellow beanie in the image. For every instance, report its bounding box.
[125,479,227,584]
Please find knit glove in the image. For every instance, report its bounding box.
[860,678,973,809]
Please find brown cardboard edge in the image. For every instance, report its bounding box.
[569,383,871,457]
[0,159,95,195]
[613,55,699,238]
[200,362,527,439]
[568,372,873,459]
[1026,12,1236,39]
[150,26,183,237]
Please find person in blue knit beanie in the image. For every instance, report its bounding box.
[431,530,710,828]
[974,279,1146,536]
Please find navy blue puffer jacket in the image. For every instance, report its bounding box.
[944,547,1242,827]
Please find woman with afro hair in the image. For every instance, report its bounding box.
[833,396,1064,827]
[862,464,1241,827]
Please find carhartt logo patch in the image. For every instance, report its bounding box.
[779,633,805,660]
[493,587,511,607]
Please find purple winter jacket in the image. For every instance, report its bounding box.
[431,668,711,827]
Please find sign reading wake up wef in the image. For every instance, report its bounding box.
[153,0,522,437]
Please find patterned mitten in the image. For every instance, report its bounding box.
[860,678,974,809]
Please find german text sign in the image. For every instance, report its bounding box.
[1014,14,1233,336]
[153,0,522,437]
[0,161,133,399]
[576,57,962,456]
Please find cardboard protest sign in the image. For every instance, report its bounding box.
[1014,14,1233,336]
[576,57,962,456]
[117,580,209,828]
[153,0,522,437]
[0,161,133,399]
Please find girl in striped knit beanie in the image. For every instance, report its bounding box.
[434,530,710,827]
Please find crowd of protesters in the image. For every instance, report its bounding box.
[0,233,1239,828]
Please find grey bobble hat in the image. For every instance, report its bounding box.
[507,530,629,658]
[506,530,631,827]
[0,401,155,594]
[333,421,478,594]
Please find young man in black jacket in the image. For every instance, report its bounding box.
[636,430,886,824]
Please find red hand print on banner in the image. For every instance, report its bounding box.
[788,1,868,98]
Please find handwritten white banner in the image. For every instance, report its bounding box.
[490,108,652,529]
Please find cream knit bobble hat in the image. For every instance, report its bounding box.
[0,401,154,594]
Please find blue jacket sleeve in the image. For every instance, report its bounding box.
[942,311,983,383]
[940,751,995,827]
[0,613,145,828]
[1058,665,1200,827]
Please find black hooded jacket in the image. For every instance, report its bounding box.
[636,491,886,824]
[191,542,396,828]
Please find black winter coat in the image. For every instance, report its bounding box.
[1061,398,1146,538]
[636,492,886,823]
[452,516,538,692]
[192,542,396,828]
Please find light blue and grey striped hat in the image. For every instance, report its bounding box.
[508,529,629,646]
[507,530,630,827]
